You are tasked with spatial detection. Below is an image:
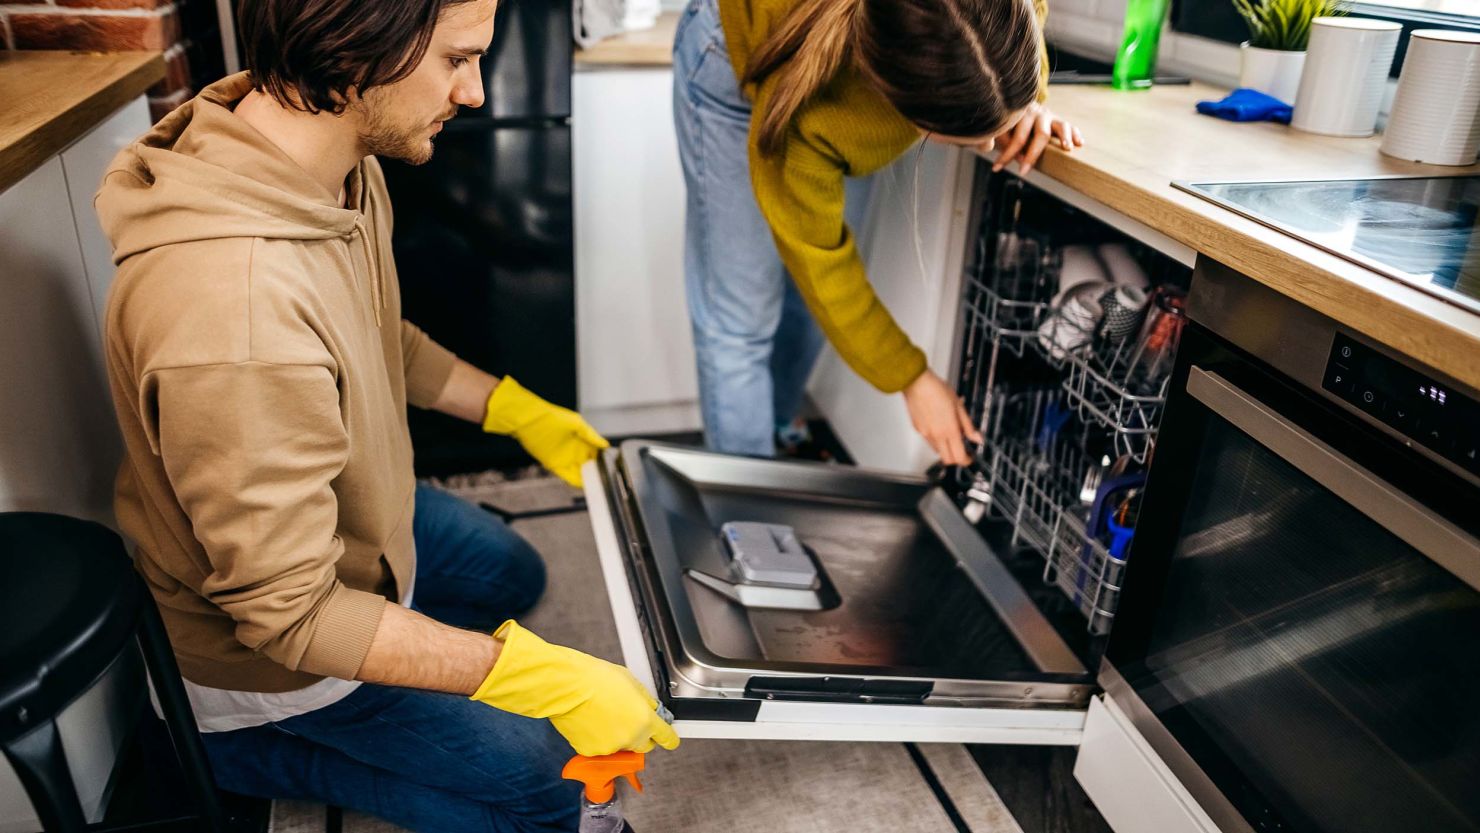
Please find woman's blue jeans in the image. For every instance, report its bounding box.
[673,0,871,455]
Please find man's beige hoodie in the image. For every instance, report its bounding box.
[97,73,457,693]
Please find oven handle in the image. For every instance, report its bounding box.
[1187,367,1480,594]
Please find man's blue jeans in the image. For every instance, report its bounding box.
[200,484,582,833]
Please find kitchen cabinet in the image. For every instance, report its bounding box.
[0,95,147,524]
[0,156,102,519]
[0,95,147,525]
[1073,696,1221,833]
[806,142,979,473]
[0,94,151,833]
[572,66,702,436]
[63,97,152,338]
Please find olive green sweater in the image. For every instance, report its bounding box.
[719,0,1049,392]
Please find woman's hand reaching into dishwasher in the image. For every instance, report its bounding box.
[903,370,983,467]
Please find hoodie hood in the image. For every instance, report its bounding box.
[96,72,364,264]
[97,72,394,323]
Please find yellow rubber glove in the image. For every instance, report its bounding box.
[471,621,681,757]
[482,376,609,488]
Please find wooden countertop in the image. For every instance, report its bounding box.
[1012,80,1480,394]
[575,11,680,67]
[0,50,164,194]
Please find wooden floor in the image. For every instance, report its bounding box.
[969,745,1114,833]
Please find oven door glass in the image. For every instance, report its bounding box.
[1107,354,1480,833]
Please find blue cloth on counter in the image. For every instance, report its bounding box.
[1196,88,1293,124]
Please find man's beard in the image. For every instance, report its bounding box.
[355,92,453,165]
[358,110,435,165]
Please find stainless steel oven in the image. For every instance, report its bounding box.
[1078,258,1480,833]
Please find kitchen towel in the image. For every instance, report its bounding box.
[1195,88,1293,123]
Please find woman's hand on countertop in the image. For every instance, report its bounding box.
[991,102,1084,176]
[902,370,983,467]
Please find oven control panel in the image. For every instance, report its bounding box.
[1323,333,1479,475]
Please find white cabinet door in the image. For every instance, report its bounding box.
[0,155,122,525]
[61,96,152,340]
[807,143,977,473]
[572,67,701,436]
[0,149,137,832]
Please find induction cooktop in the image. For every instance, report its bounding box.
[1176,176,1480,315]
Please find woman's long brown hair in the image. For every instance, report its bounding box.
[745,0,1043,156]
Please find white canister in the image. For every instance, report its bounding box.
[622,0,661,30]
[1381,30,1480,166]
[1239,44,1307,105]
[1292,17,1402,137]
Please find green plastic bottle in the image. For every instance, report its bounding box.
[1111,0,1170,90]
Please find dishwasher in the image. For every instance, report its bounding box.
[581,161,1194,745]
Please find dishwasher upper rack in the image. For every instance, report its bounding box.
[957,181,1175,464]
[1042,296,1174,466]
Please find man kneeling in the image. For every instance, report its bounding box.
[96,1,677,830]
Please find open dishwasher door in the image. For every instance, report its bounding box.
[581,440,1094,745]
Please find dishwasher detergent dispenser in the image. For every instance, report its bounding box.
[683,521,836,611]
[719,521,816,587]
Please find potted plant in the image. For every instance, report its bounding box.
[1232,0,1346,104]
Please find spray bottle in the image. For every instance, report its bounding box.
[562,751,646,833]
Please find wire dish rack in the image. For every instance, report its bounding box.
[958,177,1181,464]
[953,173,1188,634]
[958,178,1058,437]
[1039,290,1183,465]
[962,389,1127,635]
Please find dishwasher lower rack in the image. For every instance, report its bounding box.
[959,389,1129,636]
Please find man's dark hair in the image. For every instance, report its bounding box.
[237,0,478,114]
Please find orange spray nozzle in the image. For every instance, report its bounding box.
[561,751,646,804]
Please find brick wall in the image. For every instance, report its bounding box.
[0,0,194,122]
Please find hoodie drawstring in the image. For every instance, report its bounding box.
[351,215,386,328]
